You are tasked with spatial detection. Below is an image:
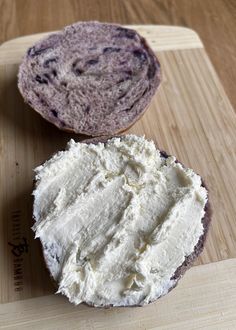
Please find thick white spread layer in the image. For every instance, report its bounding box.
[33,135,207,306]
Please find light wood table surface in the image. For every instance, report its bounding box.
[0,0,235,111]
[0,1,236,329]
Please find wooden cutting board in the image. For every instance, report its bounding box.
[0,25,236,329]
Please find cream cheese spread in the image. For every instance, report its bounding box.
[32,135,207,306]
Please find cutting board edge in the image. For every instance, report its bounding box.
[1,258,236,329]
[0,25,203,48]
[1,257,235,307]
[0,25,203,65]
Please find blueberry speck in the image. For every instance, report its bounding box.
[124,106,132,112]
[28,46,50,57]
[118,91,127,99]
[52,69,57,77]
[36,75,48,84]
[72,60,80,68]
[27,47,35,56]
[103,47,121,54]
[75,68,83,75]
[87,59,99,65]
[51,110,58,117]
[40,98,48,106]
[44,57,58,68]
[44,73,51,82]
[115,27,136,39]
[85,105,90,113]
[133,49,147,62]
[117,78,126,84]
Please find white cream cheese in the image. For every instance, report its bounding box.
[32,135,207,306]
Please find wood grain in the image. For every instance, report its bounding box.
[1,259,236,330]
[0,0,235,112]
[0,26,236,306]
